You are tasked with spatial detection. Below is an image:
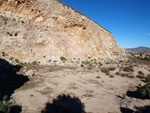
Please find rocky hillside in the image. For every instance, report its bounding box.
[126,47,150,53]
[0,0,125,64]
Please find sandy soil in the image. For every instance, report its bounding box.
[11,65,150,113]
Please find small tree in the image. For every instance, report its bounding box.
[0,95,10,113]
[138,84,150,99]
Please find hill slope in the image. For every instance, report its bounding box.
[0,0,125,64]
[126,47,150,53]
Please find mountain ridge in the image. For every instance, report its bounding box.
[126,46,150,53]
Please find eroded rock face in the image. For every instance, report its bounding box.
[0,0,125,64]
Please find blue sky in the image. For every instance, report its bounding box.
[60,0,150,48]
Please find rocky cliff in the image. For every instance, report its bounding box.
[0,0,125,64]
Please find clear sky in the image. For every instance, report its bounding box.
[60,0,150,48]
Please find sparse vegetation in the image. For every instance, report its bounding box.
[14,59,27,66]
[119,73,129,77]
[133,52,150,61]
[96,76,100,79]
[109,67,116,71]
[122,66,134,72]
[0,99,22,113]
[80,59,97,69]
[1,1,150,110]
[116,72,120,75]
[138,83,150,99]
[81,60,90,65]
[143,56,150,61]
[0,95,12,113]
[14,32,18,36]
[145,74,150,83]
[101,67,110,75]
[109,75,114,78]
[87,64,93,70]
[138,74,150,99]
[0,100,11,113]
[119,60,123,63]
[15,59,20,63]
[2,52,7,57]
[128,75,135,78]
[60,56,67,62]
[30,94,33,97]
[9,34,13,36]
[81,64,84,67]
[116,72,134,78]
[136,75,145,79]
[53,60,57,63]
[31,61,38,65]
[138,71,144,76]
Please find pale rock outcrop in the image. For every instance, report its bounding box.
[0,0,126,64]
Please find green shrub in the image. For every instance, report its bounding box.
[60,56,67,62]
[14,32,18,36]
[109,67,116,71]
[138,84,150,99]
[81,64,84,67]
[53,60,57,63]
[119,73,129,77]
[115,72,134,78]
[101,67,110,75]
[15,63,23,66]
[146,75,150,83]
[0,101,10,113]
[127,75,135,78]
[9,34,13,36]
[123,66,134,72]
[31,61,38,65]
[3,95,7,101]
[116,72,120,75]
[82,60,90,65]
[0,95,10,113]
[119,60,123,63]
[88,65,93,70]
[136,71,145,79]
[15,59,20,63]
[96,76,100,79]
[2,52,6,56]
[109,75,114,78]
[136,75,145,79]
[138,71,144,75]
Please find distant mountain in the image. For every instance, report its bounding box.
[126,46,150,53]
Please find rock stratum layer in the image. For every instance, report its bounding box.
[0,0,125,64]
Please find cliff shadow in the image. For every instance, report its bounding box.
[0,58,29,100]
[120,107,134,113]
[41,94,86,113]
[126,90,139,99]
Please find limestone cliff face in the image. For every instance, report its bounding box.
[0,0,125,64]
